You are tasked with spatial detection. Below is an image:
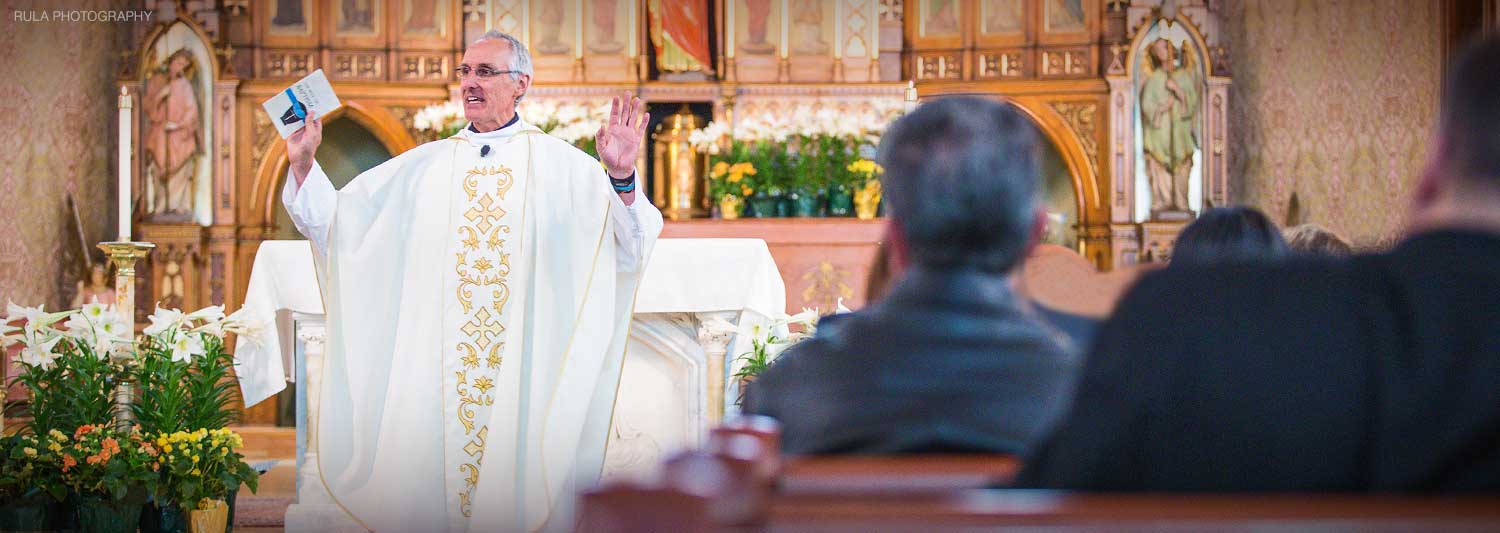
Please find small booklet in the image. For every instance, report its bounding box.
[261,69,342,138]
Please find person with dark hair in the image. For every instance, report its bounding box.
[1017,36,1500,491]
[1170,206,1288,266]
[742,97,1080,455]
[1284,224,1353,256]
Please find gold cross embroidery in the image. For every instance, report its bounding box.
[460,307,505,351]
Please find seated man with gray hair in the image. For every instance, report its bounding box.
[743,97,1080,455]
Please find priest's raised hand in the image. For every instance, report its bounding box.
[596,92,650,205]
[286,111,321,186]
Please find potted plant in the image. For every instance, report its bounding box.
[131,305,259,533]
[847,159,884,220]
[5,303,128,437]
[788,137,823,217]
[825,141,859,216]
[0,432,68,531]
[59,425,160,533]
[151,429,257,533]
[708,160,756,220]
[730,308,826,406]
[744,142,782,218]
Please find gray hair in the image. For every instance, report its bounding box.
[471,30,533,102]
[877,96,1042,273]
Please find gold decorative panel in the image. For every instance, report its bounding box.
[977,50,1026,78]
[329,51,386,81]
[260,49,315,78]
[1039,47,1090,77]
[916,52,963,80]
[398,53,452,81]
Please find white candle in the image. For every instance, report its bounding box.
[118,86,131,242]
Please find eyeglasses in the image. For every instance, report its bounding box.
[454,66,521,80]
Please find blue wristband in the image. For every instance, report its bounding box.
[612,181,636,193]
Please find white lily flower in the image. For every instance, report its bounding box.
[1,321,20,347]
[187,305,226,321]
[169,333,205,363]
[18,334,63,369]
[144,306,187,337]
[6,301,42,322]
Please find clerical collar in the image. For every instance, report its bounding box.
[467,114,519,135]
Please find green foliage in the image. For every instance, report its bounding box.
[131,332,242,435]
[57,426,158,502]
[151,429,258,507]
[0,433,67,503]
[10,338,122,437]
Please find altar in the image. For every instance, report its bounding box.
[232,238,785,529]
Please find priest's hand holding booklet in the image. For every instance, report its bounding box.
[260,69,339,183]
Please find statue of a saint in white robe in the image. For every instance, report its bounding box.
[282,116,663,531]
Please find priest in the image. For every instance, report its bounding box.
[280,31,663,531]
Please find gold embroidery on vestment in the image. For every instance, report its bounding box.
[452,163,515,518]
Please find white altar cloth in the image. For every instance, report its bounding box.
[234,238,786,407]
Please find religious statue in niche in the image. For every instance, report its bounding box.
[142,49,202,219]
[535,1,571,55]
[649,0,713,78]
[1135,20,1203,219]
[740,0,775,54]
[590,0,624,54]
[790,0,827,55]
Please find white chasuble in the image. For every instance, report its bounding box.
[311,123,656,532]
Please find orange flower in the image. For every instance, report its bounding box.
[86,454,102,465]
[74,425,95,440]
[101,437,120,455]
[61,454,77,471]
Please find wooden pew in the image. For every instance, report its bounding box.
[764,491,1500,531]
[779,454,1019,494]
[583,418,1500,531]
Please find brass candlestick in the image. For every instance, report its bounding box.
[97,241,154,431]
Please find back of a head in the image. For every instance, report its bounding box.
[877,97,1040,273]
[1283,224,1352,257]
[1171,206,1288,267]
[1438,35,1500,187]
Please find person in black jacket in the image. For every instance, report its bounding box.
[1016,36,1500,492]
[742,97,1080,455]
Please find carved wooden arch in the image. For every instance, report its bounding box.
[250,102,419,226]
[1005,95,1105,227]
[133,15,223,82]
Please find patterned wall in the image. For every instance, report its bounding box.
[0,0,132,308]
[1222,0,1442,248]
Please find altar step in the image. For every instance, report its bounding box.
[235,425,296,461]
